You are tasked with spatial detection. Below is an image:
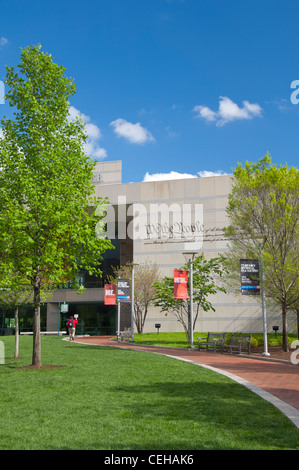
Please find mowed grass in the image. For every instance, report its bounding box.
[131,331,298,348]
[0,335,298,450]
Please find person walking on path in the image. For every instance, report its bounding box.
[67,316,78,341]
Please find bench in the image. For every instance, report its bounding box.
[197,332,226,352]
[221,334,252,355]
[117,327,132,342]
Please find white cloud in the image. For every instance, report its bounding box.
[68,105,107,159]
[194,106,217,122]
[68,105,86,122]
[85,122,101,140]
[143,171,197,182]
[165,126,180,138]
[84,141,107,159]
[193,96,262,126]
[197,170,230,177]
[0,37,8,47]
[110,118,155,144]
[143,169,230,182]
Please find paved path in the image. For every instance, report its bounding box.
[73,336,299,430]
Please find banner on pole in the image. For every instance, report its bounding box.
[240,259,260,295]
[174,270,189,299]
[117,278,131,303]
[104,284,117,305]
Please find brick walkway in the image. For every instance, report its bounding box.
[73,336,299,430]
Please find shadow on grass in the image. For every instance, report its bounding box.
[107,380,299,450]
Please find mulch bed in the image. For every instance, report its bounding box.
[250,345,295,362]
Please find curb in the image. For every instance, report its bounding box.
[239,353,295,365]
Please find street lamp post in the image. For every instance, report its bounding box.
[183,251,198,348]
[258,243,270,356]
[117,277,121,341]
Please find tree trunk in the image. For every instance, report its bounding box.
[282,299,289,352]
[297,309,299,341]
[14,306,19,359]
[134,305,140,334]
[141,307,147,335]
[32,275,41,367]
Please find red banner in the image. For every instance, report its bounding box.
[104,284,117,305]
[173,270,189,299]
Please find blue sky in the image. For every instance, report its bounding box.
[0,0,299,183]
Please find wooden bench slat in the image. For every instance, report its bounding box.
[197,333,226,352]
[221,334,252,354]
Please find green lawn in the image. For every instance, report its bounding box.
[131,331,298,348]
[0,335,298,450]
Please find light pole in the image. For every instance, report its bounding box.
[183,251,198,348]
[258,243,270,356]
[117,277,121,341]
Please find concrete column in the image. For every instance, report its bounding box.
[46,303,60,332]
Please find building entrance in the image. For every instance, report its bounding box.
[61,302,116,336]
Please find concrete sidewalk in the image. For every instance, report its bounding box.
[73,335,299,430]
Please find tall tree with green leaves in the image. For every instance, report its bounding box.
[224,154,299,351]
[153,254,227,340]
[0,45,112,367]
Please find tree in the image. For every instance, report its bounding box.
[153,254,227,340]
[0,274,53,359]
[108,261,161,334]
[0,280,32,359]
[0,45,113,367]
[224,154,299,351]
